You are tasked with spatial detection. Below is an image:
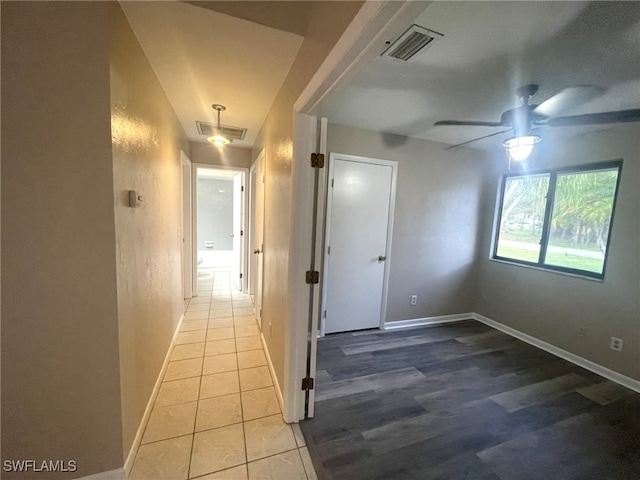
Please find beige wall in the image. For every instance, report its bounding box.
[476,124,640,380]
[1,2,123,478]
[327,123,491,322]
[252,2,363,389]
[110,4,190,456]
[189,141,252,168]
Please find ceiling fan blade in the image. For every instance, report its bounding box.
[444,129,512,150]
[547,109,640,127]
[435,120,504,127]
[533,86,604,118]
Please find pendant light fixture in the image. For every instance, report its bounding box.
[207,104,231,147]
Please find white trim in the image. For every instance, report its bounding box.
[124,314,185,476]
[383,313,475,330]
[74,468,125,480]
[192,163,249,291]
[285,114,319,422]
[249,150,266,327]
[472,313,640,394]
[261,332,285,410]
[181,151,193,300]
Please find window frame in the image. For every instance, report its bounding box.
[492,159,623,280]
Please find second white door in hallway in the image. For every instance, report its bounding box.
[323,154,397,334]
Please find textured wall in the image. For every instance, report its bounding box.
[110,4,190,458]
[475,124,640,380]
[327,123,491,322]
[1,2,123,478]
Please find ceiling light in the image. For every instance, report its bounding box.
[207,104,231,147]
[503,134,541,161]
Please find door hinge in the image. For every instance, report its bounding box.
[240,273,243,279]
[306,270,320,284]
[240,230,244,236]
[327,245,331,255]
[331,178,335,188]
[310,153,325,168]
[301,377,315,391]
[241,185,245,192]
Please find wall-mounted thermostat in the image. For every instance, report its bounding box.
[128,190,143,208]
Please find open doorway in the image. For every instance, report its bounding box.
[193,165,247,293]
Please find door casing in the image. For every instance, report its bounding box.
[321,153,397,335]
[181,151,193,300]
[250,150,266,328]
[191,163,248,293]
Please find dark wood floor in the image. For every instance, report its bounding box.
[300,320,640,479]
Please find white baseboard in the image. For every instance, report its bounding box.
[261,333,284,409]
[123,313,186,476]
[472,313,640,394]
[383,313,474,330]
[74,468,126,480]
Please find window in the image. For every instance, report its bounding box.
[493,160,622,279]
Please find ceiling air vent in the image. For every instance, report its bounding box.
[196,121,247,141]
[382,25,443,61]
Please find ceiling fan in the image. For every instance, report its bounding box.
[435,84,640,161]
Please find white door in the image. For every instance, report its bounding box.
[253,151,266,328]
[324,154,397,334]
[248,165,257,297]
[231,173,244,291]
[181,153,193,299]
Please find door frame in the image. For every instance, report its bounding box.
[249,149,266,328]
[283,0,426,422]
[181,151,193,300]
[192,163,248,293]
[320,153,398,336]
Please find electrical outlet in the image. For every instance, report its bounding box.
[410,295,417,306]
[610,336,623,352]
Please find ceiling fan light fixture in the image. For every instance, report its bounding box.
[209,104,231,147]
[503,134,541,161]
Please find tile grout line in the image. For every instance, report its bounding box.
[188,272,215,480]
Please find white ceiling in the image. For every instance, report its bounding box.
[120,1,304,148]
[319,1,640,152]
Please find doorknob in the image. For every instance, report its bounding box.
[378,255,386,261]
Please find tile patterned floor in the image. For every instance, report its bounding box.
[301,320,640,479]
[129,270,317,480]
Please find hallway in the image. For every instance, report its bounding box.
[129,272,316,480]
